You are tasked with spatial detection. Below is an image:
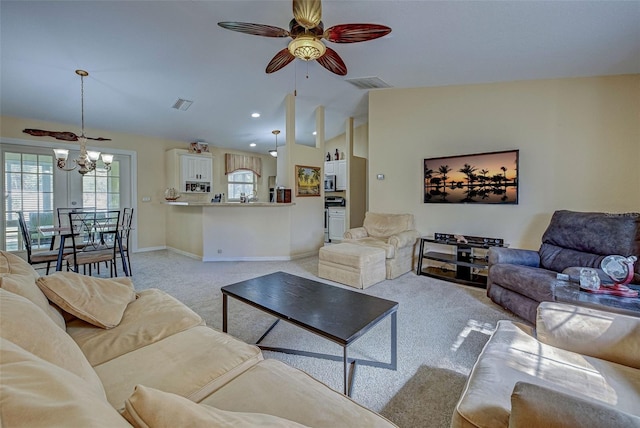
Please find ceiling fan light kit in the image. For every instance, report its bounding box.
[288,35,325,60]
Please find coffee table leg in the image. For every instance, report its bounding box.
[391,311,397,370]
[222,294,228,333]
[343,347,348,395]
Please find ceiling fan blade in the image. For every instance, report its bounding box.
[23,129,79,141]
[266,48,296,74]
[23,129,112,141]
[316,47,347,76]
[324,24,391,43]
[85,136,112,141]
[293,0,322,29]
[218,22,289,38]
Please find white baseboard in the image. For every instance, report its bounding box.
[134,246,166,253]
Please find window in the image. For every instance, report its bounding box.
[82,160,120,210]
[4,152,54,250]
[227,170,256,201]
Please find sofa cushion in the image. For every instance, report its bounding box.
[0,289,106,398]
[539,243,606,274]
[540,210,640,280]
[0,251,39,279]
[67,289,205,366]
[487,264,558,302]
[200,359,397,427]
[451,320,640,428]
[510,381,640,428]
[94,325,263,412]
[123,384,308,428]
[0,338,130,428]
[536,302,640,369]
[363,212,414,239]
[37,272,136,329]
[0,274,66,330]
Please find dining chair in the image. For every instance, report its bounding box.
[119,208,134,276]
[17,211,72,274]
[64,210,122,277]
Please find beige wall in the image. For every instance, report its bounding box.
[368,75,640,250]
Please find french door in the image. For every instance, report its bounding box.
[1,142,132,252]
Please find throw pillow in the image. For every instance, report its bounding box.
[0,337,129,427]
[37,272,136,329]
[0,274,66,330]
[0,250,39,279]
[123,384,310,428]
[0,289,105,397]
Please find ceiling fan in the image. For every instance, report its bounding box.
[23,70,111,142]
[218,0,391,76]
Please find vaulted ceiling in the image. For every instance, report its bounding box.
[2,1,639,154]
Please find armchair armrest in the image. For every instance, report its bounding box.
[536,302,640,369]
[488,247,540,267]
[344,227,368,240]
[388,230,421,249]
[510,382,640,428]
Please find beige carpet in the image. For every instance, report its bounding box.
[129,250,520,428]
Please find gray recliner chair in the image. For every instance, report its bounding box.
[487,210,640,324]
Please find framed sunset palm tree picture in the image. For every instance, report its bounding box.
[295,165,321,197]
[424,150,519,204]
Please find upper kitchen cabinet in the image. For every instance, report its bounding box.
[166,149,213,194]
[336,160,346,190]
[324,160,346,190]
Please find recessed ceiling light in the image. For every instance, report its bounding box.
[250,143,256,147]
[312,131,317,135]
[251,112,260,118]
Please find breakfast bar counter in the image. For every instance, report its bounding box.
[165,201,301,261]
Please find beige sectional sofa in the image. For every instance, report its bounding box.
[451,301,640,428]
[0,251,396,427]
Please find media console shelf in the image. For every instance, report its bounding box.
[416,233,506,288]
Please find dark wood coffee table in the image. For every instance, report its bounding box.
[221,271,398,396]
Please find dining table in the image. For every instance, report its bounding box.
[38,225,130,276]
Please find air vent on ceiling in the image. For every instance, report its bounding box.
[171,98,193,111]
[345,76,392,90]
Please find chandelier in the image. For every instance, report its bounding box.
[288,35,326,61]
[269,130,280,157]
[53,70,113,175]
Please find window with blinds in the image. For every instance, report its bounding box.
[3,152,54,251]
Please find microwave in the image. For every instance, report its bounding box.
[324,174,336,191]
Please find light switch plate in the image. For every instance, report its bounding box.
[376,174,385,180]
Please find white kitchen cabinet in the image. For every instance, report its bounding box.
[325,160,347,191]
[324,161,336,175]
[328,208,346,241]
[336,160,347,190]
[166,149,213,194]
[181,155,211,182]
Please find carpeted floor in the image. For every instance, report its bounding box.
[129,250,520,428]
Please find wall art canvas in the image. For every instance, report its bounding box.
[295,165,321,197]
[424,150,519,204]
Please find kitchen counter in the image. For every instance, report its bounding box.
[165,200,305,261]
[164,201,295,207]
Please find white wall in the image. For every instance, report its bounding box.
[368,75,640,249]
